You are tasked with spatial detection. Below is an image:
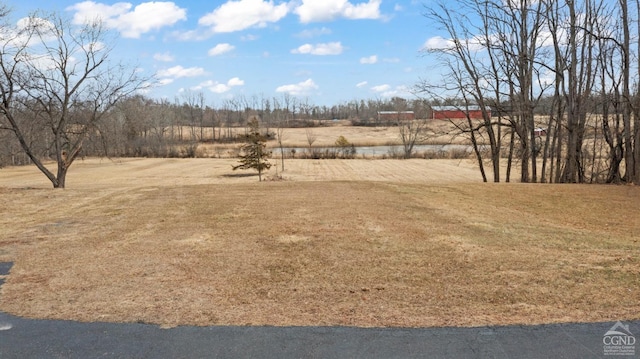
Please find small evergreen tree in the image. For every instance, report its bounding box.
[335,135,356,158]
[233,119,271,181]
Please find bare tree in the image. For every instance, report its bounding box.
[422,0,628,184]
[422,0,512,182]
[181,90,205,141]
[305,128,317,148]
[588,2,624,183]
[542,0,615,183]
[616,0,640,184]
[398,117,429,159]
[560,0,597,183]
[276,126,285,172]
[635,0,640,184]
[390,99,429,159]
[0,13,148,188]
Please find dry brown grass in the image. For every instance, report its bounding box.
[0,158,639,328]
[276,121,470,147]
[197,121,466,157]
[153,120,507,160]
[271,124,401,147]
[0,157,483,188]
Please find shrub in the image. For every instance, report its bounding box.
[335,136,356,159]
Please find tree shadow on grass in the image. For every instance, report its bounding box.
[220,172,258,178]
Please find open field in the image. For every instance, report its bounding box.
[268,123,405,147]
[187,121,467,157]
[0,158,639,328]
[263,121,464,148]
[0,157,482,188]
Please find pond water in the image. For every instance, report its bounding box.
[270,144,474,156]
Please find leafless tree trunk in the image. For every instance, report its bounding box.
[305,128,317,148]
[0,13,147,188]
[397,117,429,159]
[593,6,624,183]
[276,126,285,172]
[561,0,598,183]
[422,1,503,181]
[506,126,516,182]
[635,0,640,184]
[619,0,639,183]
[422,0,552,182]
[544,0,567,183]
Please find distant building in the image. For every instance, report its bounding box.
[431,106,489,120]
[534,128,547,137]
[377,111,415,122]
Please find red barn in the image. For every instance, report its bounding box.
[431,106,489,120]
[534,128,547,137]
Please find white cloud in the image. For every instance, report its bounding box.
[153,52,175,62]
[20,52,59,72]
[360,55,377,64]
[371,84,391,93]
[66,1,129,24]
[210,84,233,93]
[137,82,153,94]
[208,43,235,56]
[82,41,106,53]
[356,81,368,88]
[241,34,259,41]
[276,78,318,96]
[423,34,490,53]
[199,0,289,33]
[157,65,207,79]
[295,27,332,38]
[371,84,411,98]
[227,77,245,87]
[291,42,344,55]
[193,77,245,93]
[67,1,187,38]
[422,36,454,51]
[295,0,382,23]
[192,81,215,91]
[8,17,56,46]
[170,29,213,41]
[17,16,55,33]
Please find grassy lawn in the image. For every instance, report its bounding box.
[0,158,639,328]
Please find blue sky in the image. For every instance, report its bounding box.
[4,0,442,106]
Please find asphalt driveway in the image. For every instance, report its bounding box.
[1,311,637,358]
[0,262,637,358]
